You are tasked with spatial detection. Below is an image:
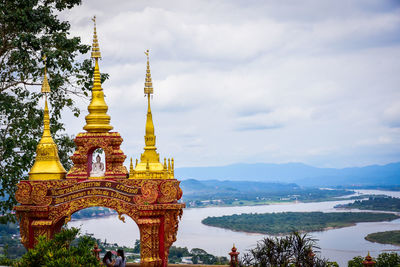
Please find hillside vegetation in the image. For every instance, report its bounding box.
[365,230,400,246]
[336,196,400,212]
[202,212,400,235]
[181,179,353,207]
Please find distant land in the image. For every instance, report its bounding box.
[365,230,400,246]
[180,179,355,208]
[335,196,400,212]
[202,212,400,235]
[176,162,400,186]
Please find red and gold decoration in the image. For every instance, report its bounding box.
[14,17,184,267]
[229,244,240,267]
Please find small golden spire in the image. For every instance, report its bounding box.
[171,158,174,176]
[29,60,66,180]
[83,16,113,133]
[41,55,50,93]
[91,16,101,59]
[144,49,155,148]
[168,158,171,172]
[131,50,171,178]
[135,50,161,169]
[144,50,153,96]
[129,157,134,176]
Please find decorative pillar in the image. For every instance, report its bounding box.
[138,218,162,267]
[362,252,376,267]
[93,243,101,261]
[229,245,240,267]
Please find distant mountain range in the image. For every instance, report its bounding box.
[175,162,400,186]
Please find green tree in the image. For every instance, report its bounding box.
[133,239,140,253]
[16,227,100,266]
[349,253,400,267]
[240,232,337,267]
[376,252,400,267]
[0,0,107,220]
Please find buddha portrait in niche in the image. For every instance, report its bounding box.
[90,154,105,177]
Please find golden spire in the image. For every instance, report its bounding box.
[29,56,66,180]
[144,49,155,147]
[129,157,134,176]
[141,50,159,163]
[132,50,164,175]
[41,55,51,93]
[83,16,113,133]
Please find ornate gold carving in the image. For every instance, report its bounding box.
[138,218,162,266]
[164,209,183,260]
[31,183,52,206]
[19,216,29,248]
[135,181,158,205]
[158,180,178,203]
[67,132,127,179]
[15,182,32,204]
[17,164,183,264]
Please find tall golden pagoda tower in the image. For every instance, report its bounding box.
[67,16,127,179]
[83,16,113,133]
[28,56,66,180]
[130,50,174,179]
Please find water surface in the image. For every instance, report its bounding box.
[69,190,400,266]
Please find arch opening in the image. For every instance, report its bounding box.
[68,206,141,263]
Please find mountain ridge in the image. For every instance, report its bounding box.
[175,162,400,186]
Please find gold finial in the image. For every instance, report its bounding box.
[91,16,101,59]
[164,158,167,170]
[168,158,171,172]
[135,159,138,167]
[29,69,66,180]
[129,157,134,176]
[83,17,113,133]
[144,50,153,96]
[41,55,51,94]
[171,158,174,176]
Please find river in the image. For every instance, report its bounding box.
[68,190,400,266]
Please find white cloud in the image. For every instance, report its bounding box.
[58,0,400,168]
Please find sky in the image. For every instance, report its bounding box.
[58,0,400,168]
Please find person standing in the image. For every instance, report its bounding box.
[102,251,113,267]
[114,249,126,267]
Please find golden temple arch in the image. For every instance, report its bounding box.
[14,17,184,267]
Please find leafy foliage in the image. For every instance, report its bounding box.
[16,227,100,267]
[0,0,109,219]
[0,222,25,259]
[348,252,400,267]
[239,232,338,267]
[202,212,399,235]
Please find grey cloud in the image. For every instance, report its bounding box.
[58,0,400,168]
[235,123,283,132]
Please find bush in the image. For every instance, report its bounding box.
[15,227,100,267]
[348,252,400,267]
[239,231,338,267]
